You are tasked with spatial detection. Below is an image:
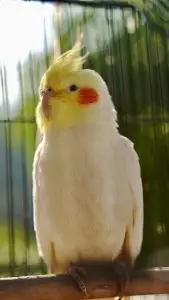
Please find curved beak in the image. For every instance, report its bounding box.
[40,87,56,119]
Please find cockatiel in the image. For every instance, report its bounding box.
[33,38,143,298]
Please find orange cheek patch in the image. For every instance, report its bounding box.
[78,87,99,105]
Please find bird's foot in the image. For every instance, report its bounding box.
[68,263,88,298]
[112,260,131,300]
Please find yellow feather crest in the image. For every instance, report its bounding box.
[40,34,87,90]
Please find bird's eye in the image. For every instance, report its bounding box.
[68,84,78,92]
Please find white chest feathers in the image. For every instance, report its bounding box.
[34,124,134,264]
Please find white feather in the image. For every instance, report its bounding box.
[33,71,143,272]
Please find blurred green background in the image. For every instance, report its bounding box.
[0,0,169,277]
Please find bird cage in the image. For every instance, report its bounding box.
[0,0,169,299]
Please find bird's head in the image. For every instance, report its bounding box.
[36,40,117,133]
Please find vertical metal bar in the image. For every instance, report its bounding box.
[109,8,118,109]
[121,8,133,119]
[43,8,50,69]
[28,52,37,110]
[144,23,161,253]
[67,4,74,48]
[115,10,126,116]
[17,61,30,275]
[104,8,112,88]
[3,66,15,276]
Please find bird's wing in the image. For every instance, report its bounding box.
[32,142,44,257]
[32,144,41,256]
[32,143,59,274]
[120,136,144,262]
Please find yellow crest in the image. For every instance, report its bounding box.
[40,32,87,91]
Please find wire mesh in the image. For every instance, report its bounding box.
[0,0,169,283]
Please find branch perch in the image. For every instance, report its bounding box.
[1,267,169,300]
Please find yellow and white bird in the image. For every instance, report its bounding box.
[33,39,144,298]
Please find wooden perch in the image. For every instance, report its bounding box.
[1,267,169,300]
